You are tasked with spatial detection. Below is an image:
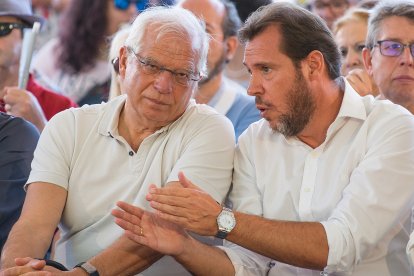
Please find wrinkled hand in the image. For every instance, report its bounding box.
[3,87,47,132]
[17,268,81,276]
[1,258,46,276]
[346,69,379,97]
[145,172,222,236]
[112,202,189,256]
[0,258,76,276]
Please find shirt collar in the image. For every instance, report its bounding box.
[98,95,196,137]
[336,77,367,121]
[98,95,126,137]
[284,78,367,147]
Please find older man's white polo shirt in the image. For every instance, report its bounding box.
[27,95,235,274]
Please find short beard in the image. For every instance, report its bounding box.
[199,50,227,85]
[273,68,316,137]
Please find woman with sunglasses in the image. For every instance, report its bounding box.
[31,0,138,105]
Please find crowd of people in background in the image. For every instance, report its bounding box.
[2,0,414,275]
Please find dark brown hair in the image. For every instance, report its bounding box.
[239,2,341,80]
[57,0,109,74]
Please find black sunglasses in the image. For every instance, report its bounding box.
[0,22,27,37]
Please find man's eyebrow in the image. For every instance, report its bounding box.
[379,38,414,44]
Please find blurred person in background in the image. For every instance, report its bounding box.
[309,0,350,29]
[0,0,76,132]
[178,0,260,139]
[334,8,379,96]
[32,0,71,50]
[356,0,378,9]
[363,0,414,114]
[0,113,39,253]
[226,0,272,88]
[31,0,137,106]
[108,26,131,100]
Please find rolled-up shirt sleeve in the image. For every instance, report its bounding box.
[321,112,414,273]
[218,241,273,276]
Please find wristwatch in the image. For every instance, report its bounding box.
[74,261,100,276]
[216,207,236,239]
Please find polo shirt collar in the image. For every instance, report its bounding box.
[98,95,196,137]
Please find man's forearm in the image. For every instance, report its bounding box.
[1,220,52,269]
[174,237,235,276]
[86,236,163,275]
[227,212,329,270]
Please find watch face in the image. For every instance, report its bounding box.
[218,212,236,231]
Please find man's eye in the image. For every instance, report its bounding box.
[390,43,402,50]
[340,48,348,58]
[261,66,272,74]
[176,72,189,79]
[147,63,158,70]
[356,44,365,52]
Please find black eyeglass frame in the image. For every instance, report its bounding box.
[373,40,414,58]
[127,47,203,86]
[0,22,27,37]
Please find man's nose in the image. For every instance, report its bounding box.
[247,74,263,96]
[153,70,174,94]
[345,49,361,68]
[400,46,414,67]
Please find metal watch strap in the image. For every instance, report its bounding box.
[74,262,100,276]
[215,207,235,239]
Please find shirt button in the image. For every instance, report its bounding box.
[129,151,134,156]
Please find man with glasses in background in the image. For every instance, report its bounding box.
[363,0,414,114]
[0,0,77,132]
[363,0,414,265]
[0,6,235,276]
[309,0,350,29]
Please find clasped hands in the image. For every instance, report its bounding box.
[0,258,77,276]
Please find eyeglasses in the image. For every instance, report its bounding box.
[114,0,148,12]
[374,40,414,57]
[0,22,27,37]
[127,47,202,86]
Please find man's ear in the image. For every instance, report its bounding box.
[362,47,373,76]
[224,36,239,62]
[119,46,128,78]
[304,50,324,79]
